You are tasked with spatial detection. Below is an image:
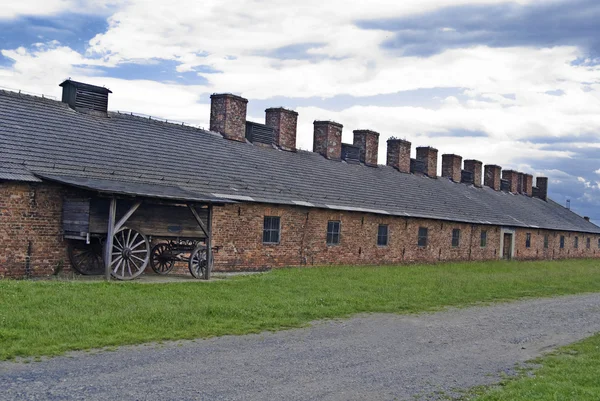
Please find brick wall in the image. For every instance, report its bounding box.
[0,181,69,278]
[210,203,598,271]
[2,182,599,278]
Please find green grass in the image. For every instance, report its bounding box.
[468,334,600,401]
[1,259,600,361]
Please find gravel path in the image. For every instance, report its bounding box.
[2,293,600,401]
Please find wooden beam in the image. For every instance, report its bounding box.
[187,204,209,238]
[114,201,142,233]
[104,197,117,281]
[205,204,213,280]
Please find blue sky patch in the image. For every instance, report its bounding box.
[0,13,108,53]
[89,59,209,85]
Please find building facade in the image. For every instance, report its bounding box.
[1,80,599,278]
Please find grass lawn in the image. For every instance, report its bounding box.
[468,333,600,401]
[1,259,600,360]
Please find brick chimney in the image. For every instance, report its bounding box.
[484,165,502,191]
[353,130,380,166]
[464,159,483,187]
[210,94,248,142]
[502,170,519,193]
[523,174,533,197]
[517,172,525,194]
[386,139,411,173]
[535,177,548,201]
[416,146,438,178]
[265,107,298,151]
[313,121,343,160]
[441,154,462,182]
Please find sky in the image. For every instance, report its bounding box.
[1,0,599,222]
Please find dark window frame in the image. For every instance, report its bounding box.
[262,216,281,244]
[574,236,579,249]
[418,227,428,247]
[480,230,487,248]
[326,220,341,246]
[586,237,591,249]
[560,235,565,249]
[525,233,531,248]
[451,228,460,248]
[544,234,549,249]
[377,224,389,247]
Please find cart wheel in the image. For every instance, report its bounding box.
[68,238,104,275]
[188,245,207,279]
[110,227,150,280]
[150,243,175,275]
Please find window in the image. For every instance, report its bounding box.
[574,236,579,249]
[525,233,531,248]
[560,235,565,249]
[326,221,341,245]
[377,224,389,246]
[418,227,428,247]
[262,216,281,244]
[598,238,600,249]
[587,237,591,249]
[544,234,549,249]
[480,230,487,247]
[452,229,460,247]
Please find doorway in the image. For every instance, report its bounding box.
[502,233,513,260]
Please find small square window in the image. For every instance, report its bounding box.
[418,227,428,247]
[480,230,487,247]
[377,224,389,246]
[262,216,281,244]
[560,235,565,249]
[587,237,591,249]
[544,234,549,249]
[452,229,460,248]
[525,233,531,248]
[326,221,341,245]
[574,236,579,249]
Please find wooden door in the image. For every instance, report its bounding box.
[503,233,512,260]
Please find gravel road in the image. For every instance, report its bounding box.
[2,293,600,401]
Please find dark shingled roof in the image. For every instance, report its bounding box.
[1,89,599,234]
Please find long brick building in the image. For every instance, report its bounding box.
[1,80,599,279]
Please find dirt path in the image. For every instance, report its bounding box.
[2,293,600,401]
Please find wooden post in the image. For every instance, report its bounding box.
[104,197,117,281]
[205,204,213,280]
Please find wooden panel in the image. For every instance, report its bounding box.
[62,198,90,236]
[89,199,207,239]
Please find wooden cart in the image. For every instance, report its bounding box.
[63,197,212,280]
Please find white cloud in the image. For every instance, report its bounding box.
[0,0,118,19]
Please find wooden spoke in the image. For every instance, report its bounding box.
[150,243,175,275]
[109,227,149,281]
[188,245,207,279]
[68,239,104,276]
